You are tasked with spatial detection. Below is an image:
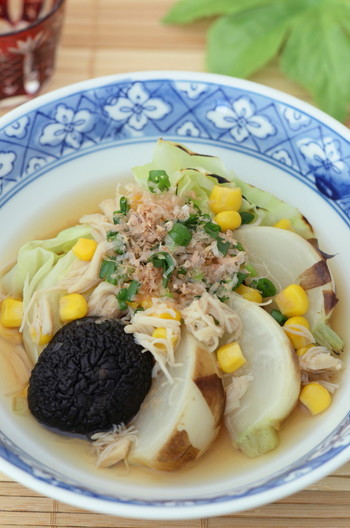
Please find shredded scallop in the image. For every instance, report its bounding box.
[283,323,316,345]
[27,292,54,340]
[299,345,343,373]
[182,292,242,352]
[88,281,120,318]
[59,241,111,293]
[124,302,182,383]
[91,424,137,468]
[224,374,253,414]
[79,213,114,243]
[299,346,343,389]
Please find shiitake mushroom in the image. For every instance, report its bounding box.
[28,316,154,435]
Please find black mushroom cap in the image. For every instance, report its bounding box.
[28,316,154,435]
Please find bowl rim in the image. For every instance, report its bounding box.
[1,69,350,140]
[0,69,350,520]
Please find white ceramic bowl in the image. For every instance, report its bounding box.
[0,71,350,520]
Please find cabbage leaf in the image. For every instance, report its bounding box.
[176,168,219,213]
[0,225,91,298]
[132,138,228,190]
[230,175,314,239]
[0,224,92,363]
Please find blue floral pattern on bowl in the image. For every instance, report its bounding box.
[0,73,350,514]
[1,77,350,209]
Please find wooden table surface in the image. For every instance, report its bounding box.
[1,0,350,526]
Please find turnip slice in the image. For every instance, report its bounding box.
[127,329,225,471]
[234,226,343,351]
[225,294,300,457]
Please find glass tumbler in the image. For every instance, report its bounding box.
[0,0,66,109]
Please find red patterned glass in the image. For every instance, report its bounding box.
[0,0,66,108]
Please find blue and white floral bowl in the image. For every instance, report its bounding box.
[0,71,350,520]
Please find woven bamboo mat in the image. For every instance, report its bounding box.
[1,0,350,526]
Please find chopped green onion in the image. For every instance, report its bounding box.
[99,257,117,284]
[149,251,175,287]
[218,295,229,303]
[182,213,200,229]
[148,170,171,193]
[192,270,204,281]
[106,231,125,255]
[177,267,187,276]
[239,211,255,224]
[271,309,288,326]
[113,196,129,223]
[234,242,245,252]
[245,263,258,277]
[116,280,140,310]
[216,238,230,256]
[106,230,118,241]
[168,222,192,246]
[202,218,230,256]
[114,196,129,215]
[233,272,248,290]
[251,278,277,297]
[204,221,221,238]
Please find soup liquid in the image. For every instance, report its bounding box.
[0,177,344,490]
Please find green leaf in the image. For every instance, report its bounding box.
[207,3,304,78]
[163,0,276,24]
[281,3,350,121]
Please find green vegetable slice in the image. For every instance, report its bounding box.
[148,170,171,193]
[116,280,140,310]
[99,257,118,285]
[271,309,288,326]
[149,252,175,287]
[132,139,228,190]
[251,277,277,297]
[168,222,192,246]
[239,211,255,225]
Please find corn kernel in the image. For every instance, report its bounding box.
[217,342,246,373]
[140,295,152,309]
[275,284,309,317]
[59,294,88,322]
[300,382,331,415]
[30,328,53,346]
[0,322,22,343]
[209,185,242,214]
[236,284,263,303]
[296,345,314,357]
[283,316,311,349]
[126,301,139,310]
[152,327,178,349]
[158,310,181,321]
[0,298,23,328]
[214,210,242,231]
[72,238,98,261]
[131,192,143,208]
[273,218,293,230]
[18,385,28,398]
[152,327,167,340]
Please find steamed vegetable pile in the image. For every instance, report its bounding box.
[0,140,344,470]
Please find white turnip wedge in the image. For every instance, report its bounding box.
[127,328,225,471]
[224,294,300,457]
[234,226,343,352]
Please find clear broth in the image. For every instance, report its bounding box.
[0,177,345,490]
